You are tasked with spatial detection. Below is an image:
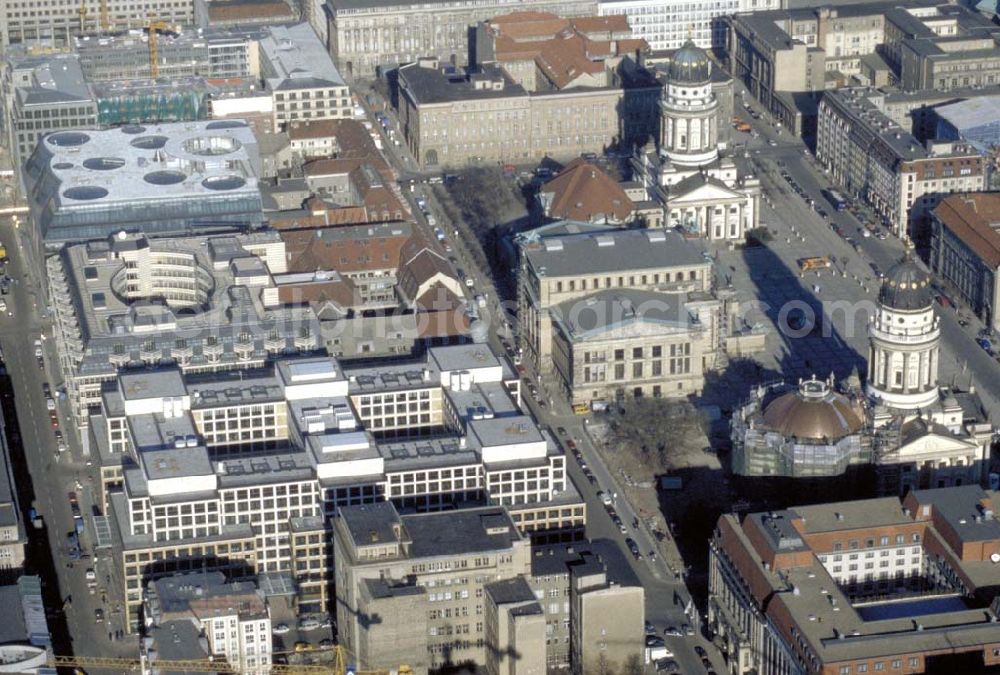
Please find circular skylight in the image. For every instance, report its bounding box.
[48,132,91,147]
[201,175,246,191]
[63,186,109,200]
[83,157,126,171]
[205,120,248,130]
[130,135,168,150]
[120,124,147,134]
[52,162,74,170]
[183,136,242,156]
[144,170,187,186]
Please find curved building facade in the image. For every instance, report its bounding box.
[732,377,868,477]
[23,120,263,247]
[659,40,719,167]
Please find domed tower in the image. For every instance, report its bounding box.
[659,40,719,167]
[866,257,940,411]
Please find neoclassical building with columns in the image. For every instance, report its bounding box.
[632,40,760,242]
[732,256,994,494]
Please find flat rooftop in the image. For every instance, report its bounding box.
[399,63,527,105]
[29,119,259,205]
[12,53,93,107]
[403,506,524,558]
[521,228,708,278]
[552,289,697,341]
[718,487,1000,666]
[260,23,346,90]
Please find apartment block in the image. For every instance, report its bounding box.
[0,403,26,579]
[569,553,643,675]
[259,23,351,132]
[143,571,272,674]
[1,53,98,168]
[98,345,584,629]
[46,229,312,427]
[325,0,598,79]
[484,578,546,675]
[930,193,1000,334]
[516,227,732,405]
[816,88,986,241]
[710,487,1000,675]
[333,502,535,673]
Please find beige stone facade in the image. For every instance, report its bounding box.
[325,0,597,79]
[517,228,723,405]
[333,503,536,674]
[397,59,658,168]
[817,88,986,240]
[569,555,644,675]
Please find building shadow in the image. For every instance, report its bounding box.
[0,366,73,658]
[738,243,867,383]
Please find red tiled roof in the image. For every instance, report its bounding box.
[934,193,1000,268]
[569,16,630,35]
[541,159,633,223]
[281,225,412,275]
[535,33,605,89]
[206,0,294,23]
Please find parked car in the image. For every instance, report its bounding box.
[299,619,321,631]
[683,623,695,636]
[272,623,291,635]
[655,658,680,673]
[645,635,665,648]
[664,625,682,637]
[94,609,104,624]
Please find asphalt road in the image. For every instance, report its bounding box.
[0,216,136,659]
[393,151,724,675]
[732,98,1000,419]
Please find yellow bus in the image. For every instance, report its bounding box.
[573,403,590,415]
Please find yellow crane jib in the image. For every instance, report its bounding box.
[146,19,176,79]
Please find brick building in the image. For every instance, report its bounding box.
[710,487,1000,675]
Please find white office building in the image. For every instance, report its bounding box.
[99,346,585,630]
[597,0,778,51]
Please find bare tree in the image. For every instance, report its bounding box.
[605,397,707,472]
[589,652,617,675]
[622,653,644,675]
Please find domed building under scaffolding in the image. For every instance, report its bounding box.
[732,257,994,494]
[732,374,869,478]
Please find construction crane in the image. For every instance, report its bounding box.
[77,0,88,33]
[332,645,413,675]
[48,647,412,674]
[50,653,332,673]
[146,18,175,79]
